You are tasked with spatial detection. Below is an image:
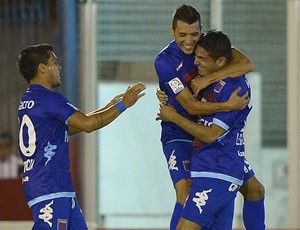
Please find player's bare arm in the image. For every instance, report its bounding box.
[156,87,249,116]
[87,94,125,115]
[68,82,146,135]
[191,48,254,95]
[156,104,226,143]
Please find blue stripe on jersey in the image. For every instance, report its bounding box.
[191,171,243,186]
[213,118,230,131]
[28,192,76,207]
[165,139,194,145]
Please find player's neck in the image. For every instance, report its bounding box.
[29,76,53,90]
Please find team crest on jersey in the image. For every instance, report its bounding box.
[57,219,68,230]
[214,80,226,93]
[168,77,185,94]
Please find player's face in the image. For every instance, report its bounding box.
[45,52,62,88]
[171,20,201,55]
[194,45,220,76]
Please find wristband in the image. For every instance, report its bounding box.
[115,101,127,114]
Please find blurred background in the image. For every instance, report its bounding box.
[0,0,298,229]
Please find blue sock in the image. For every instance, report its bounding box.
[170,202,183,230]
[243,198,266,230]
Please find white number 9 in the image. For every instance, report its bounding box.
[19,114,36,157]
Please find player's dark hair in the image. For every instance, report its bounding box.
[17,43,54,83]
[172,4,202,30]
[198,30,232,64]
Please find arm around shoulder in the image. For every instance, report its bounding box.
[176,88,232,116]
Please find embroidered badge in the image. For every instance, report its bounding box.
[168,77,185,94]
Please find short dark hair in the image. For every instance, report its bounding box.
[198,30,232,64]
[172,4,202,30]
[17,43,54,83]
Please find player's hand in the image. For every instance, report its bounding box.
[122,82,146,108]
[156,104,177,122]
[191,75,210,96]
[226,87,249,111]
[156,88,168,104]
[106,94,124,108]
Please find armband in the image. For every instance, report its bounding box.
[115,101,127,114]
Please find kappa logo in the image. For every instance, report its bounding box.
[44,142,57,165]
[168,150,178,171]
[39,200,54,227]
[193,189,212,214]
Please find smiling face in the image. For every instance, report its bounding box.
[194,30,232,77]
[194,45,225,76]
[171,20,201,55]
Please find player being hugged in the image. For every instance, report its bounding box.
[157,30,253,229]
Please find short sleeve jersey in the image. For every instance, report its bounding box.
[191,76,252,185]
[154,40,199,144]
[18,84,78,207]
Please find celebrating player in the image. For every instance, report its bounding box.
[154,4,265,230]
[17,43,145,229]
[157,30,252,229]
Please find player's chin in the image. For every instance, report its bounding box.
[181,46,195,54]
[182,49,194,55]
[53,81,61,88]
[197,69,207,76]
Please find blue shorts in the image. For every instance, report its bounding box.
[31,197,88,230]
[244,157,255,181]
[163,140,193,185]
[182,177,239,229]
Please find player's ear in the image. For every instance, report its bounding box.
[38,63,47,74]
[216,57,227,68]
[170,26,175,36]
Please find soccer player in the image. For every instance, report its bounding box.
[154,4,265,230]
[17,44,145,229]
[157,30,252,229]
